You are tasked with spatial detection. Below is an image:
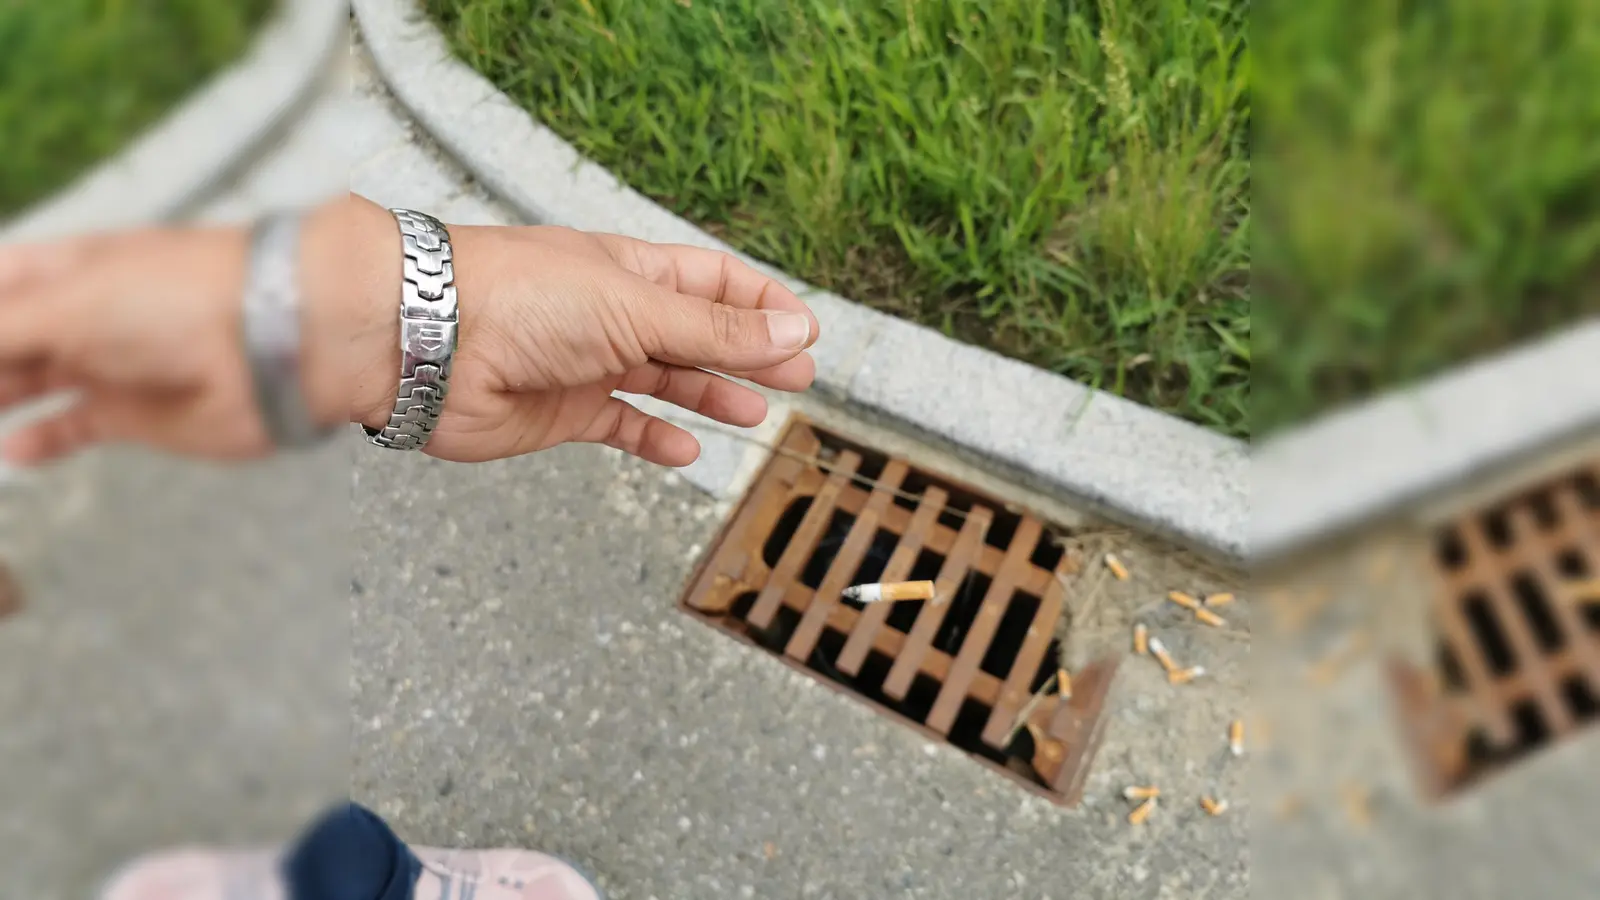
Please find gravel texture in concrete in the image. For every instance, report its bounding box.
[0,447,350,900]
[351,441,1249,900]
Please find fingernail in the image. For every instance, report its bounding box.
[766,312,811,350]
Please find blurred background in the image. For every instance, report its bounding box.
[1253,0,1600,435]
[0,0,274,216]
[1,2,349,897]
[1,0,1597,897]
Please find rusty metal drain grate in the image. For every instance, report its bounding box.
[679,416,1117,805]
[1393,457,1600,797]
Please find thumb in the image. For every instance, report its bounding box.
[625,285,814,374]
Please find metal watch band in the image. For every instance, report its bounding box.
[242,211,331,449]
[363,208,458,451]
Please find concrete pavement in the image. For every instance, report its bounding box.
[23,31,1600,900]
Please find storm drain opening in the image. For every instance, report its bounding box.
[680,416,1117,805]
[1394,457,1600,798]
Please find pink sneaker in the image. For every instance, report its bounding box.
[100,846,603,900]
[100,849,284,900]
[413,847,603,900]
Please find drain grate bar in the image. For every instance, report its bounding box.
[772,579,1007,703]
[748,452,860,629]
[984,556,1070,746]
[827,494,1045,590]
[1534,502,1600,688]
[1394,457,1600,796]
[1457,520,1572,734]
[679,416,1117,805]
[836,487,948,676]
[882,509,993,701]
[786,460,909,660]
[928,518,1043,735]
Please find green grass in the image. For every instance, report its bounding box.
[0,0,275,218]
[1253,0,1600,435]
[427,0,1251,436]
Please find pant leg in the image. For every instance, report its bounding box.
[281,803,421,900]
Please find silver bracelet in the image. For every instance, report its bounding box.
[242,211,332,449]
[363,208,457,451]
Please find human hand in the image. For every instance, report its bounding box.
[0,195,819,468]
[346,198,819,466]
[0,227,272,464]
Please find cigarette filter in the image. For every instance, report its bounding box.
[843,580,936,603]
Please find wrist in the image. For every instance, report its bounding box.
[299,194,403,431]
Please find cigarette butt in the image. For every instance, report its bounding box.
[1148,635,1177,673]
[1167,665,1206,685]
[1122,785,1160,801]
[1228,719,1244,756]
[1133,623,1149,656]
[844,580,936,603]
[1205,592,1235,607]
[1194,607,1227,628]
[1056,668,1072,699]
[1105,553,1130,581]
[1127,796,1157,825]
[1167,590,1201,611]
[1200,796,1229,816]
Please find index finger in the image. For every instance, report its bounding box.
[599,236,819,337]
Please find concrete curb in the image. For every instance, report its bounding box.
[351,0,1249,560]
[1253,322,1600,561]
[1,0,347,242]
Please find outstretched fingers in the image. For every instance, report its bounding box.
[1,399,115,466]
[615,362,767,428]
[576,397,701,468]
[600,238,819,393]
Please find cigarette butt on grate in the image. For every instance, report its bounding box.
[842,580,936,603]
[1566,579,1600,603]
[1105,553,1130,581]
[1228,719,1245,756]
[1167,590,1201,611]
[1167,665,1206,685]
[1194,607,1227,628]
[1200,796,1229,816]
[1148,635,1177,673]
[1205,592,1235,607]
[1133,623,1149,656]
[1057,667,1072,699]
[1122,785,1160,801]
[1128,797,1158,825]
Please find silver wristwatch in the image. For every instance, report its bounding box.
[242,211,333,449]
[364,208,458,451]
